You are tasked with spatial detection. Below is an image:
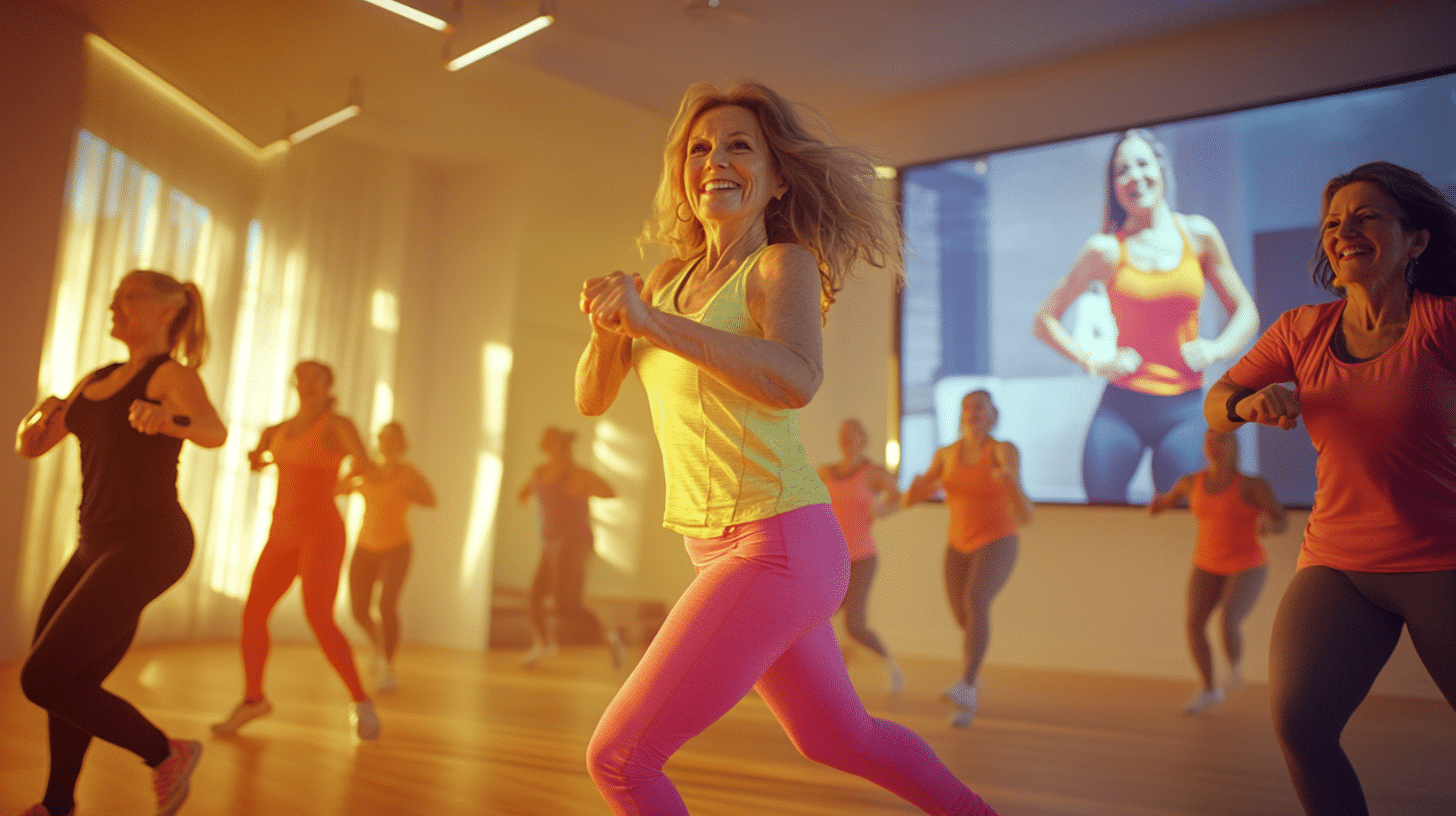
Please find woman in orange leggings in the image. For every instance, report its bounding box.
[1150,429,1285,714]
[212,361,383,740]
[903,390,1033,727]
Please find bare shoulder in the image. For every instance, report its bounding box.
[1082,233,1122,268]
[1178,212,1223,248]
[756,243,819,281]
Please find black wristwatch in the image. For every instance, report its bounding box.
[1225,388,1254,424]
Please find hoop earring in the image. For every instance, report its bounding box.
[675,201,694,223]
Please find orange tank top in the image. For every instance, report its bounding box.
[268,412,345,518]
[942,438,1018,554]
[356,468,414,552]
[824,461,877,561]
[1189,472,1267,575]
[1107,222,1204,395]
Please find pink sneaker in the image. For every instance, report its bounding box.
[152,738,202,816]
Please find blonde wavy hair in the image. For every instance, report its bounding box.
[643,81,900,316]
[128,269,209,368]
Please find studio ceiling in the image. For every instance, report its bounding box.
[49,0,1330,164]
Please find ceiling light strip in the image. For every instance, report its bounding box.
[359,0,451,31]
[446,14,553,71]
[288,104,363,144]
[85,34,286,161]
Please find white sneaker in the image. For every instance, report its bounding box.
[1183,687,1224,715]
[942,681,978,726]
[942,680,977,709]
[211,698,272,735]
[521,641,558,667]
[377,662,398,693]
[351,699,381,740]
[885,658,904,696]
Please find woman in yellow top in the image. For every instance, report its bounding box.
[1032,128,1258,503]
[338,421,436,692]
[903,390,1032,727]
[576,81,998,816]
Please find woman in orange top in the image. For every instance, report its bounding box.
[1032,129,1258,503]
[1150,429,1285,714]
[819,418,902,693]
[338,421,436,692]
[903,390,1032,726]
[212,360,383,740]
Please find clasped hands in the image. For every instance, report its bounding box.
[581,272,652,338]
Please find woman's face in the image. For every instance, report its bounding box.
[682,104,786,231]
[1322,180,1429,291]
[960,392,996,437]
[1112,136,1164,216]
[377,424,406,458]
[109,273,174,345]
[293,363,332,404]
[1203,430,1235,468]
[838,420,866,457]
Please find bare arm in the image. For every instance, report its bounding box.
[901,446,949,508]
[248,424,281,471]
[1149,473,1195,516]
[517,475,536,505]
[1031,236,1135,377]
[868,464,901,518]
[1182,214,1259,370]
[582,244,825,410]
[1244,476,1288,535]
[576,261,669,417]
[328,415,383,481]
[403,465,437,508]
[15,376,88,458]
[992,441,1034,525]
[573,467,616,500]
[129,360,228,448]
[1205,374,1300,433]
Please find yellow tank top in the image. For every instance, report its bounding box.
[632,244,830,537]
[1106,220,1204,395]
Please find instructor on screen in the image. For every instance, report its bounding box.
[1032,128,1258,503]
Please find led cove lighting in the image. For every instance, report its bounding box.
[446,14,553,71]
[360,0,451,31]
[288,104,362,144]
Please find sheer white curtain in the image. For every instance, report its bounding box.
[19,37,420,646]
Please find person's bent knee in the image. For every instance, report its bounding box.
[19,658,68,710]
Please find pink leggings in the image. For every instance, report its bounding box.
[586,504,996,816]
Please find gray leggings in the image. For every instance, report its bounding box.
[839,555,888,657]
[1270,566,1456,816]
[944,536,1019,685]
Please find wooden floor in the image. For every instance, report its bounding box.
[2,642,1453,816]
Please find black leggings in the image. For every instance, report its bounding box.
[838,555,888,657]
[1082,384,1204,502]
[943,536,1019,685]
[20,510,194,814]
[1270,566,1456,816]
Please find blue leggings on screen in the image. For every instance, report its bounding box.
[1082,384,1204,503]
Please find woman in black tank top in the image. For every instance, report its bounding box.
[15,270,226,816]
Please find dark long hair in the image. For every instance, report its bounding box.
[1311,161,1456,296]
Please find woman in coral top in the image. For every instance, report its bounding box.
[1149,429,1286,715]
[212,360,383,741]
[903,390,1033,727]
[819,418,903,693]
[1033,128,1258,503]
[1207,162,1456,816]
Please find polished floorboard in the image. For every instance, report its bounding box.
[2,641,1453,815]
